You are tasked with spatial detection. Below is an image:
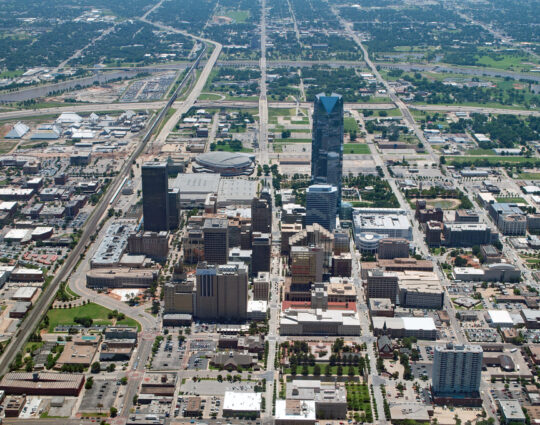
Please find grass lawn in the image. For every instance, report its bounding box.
[344,117,359,133]
[476,54,533,70]
[377,108,402,117]
[467,148,495,155]
[496,196,527,204]
[365,96,393,104]
[198,93,223,100]
[47,303,140,332]
[221,9,250,23]
[518,172,540,180]
[344,143,370,154]
[212,145,253,153]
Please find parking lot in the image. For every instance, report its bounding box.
[79,379,118,412]
[152,335,185,370]
[121,73,176,102]
[187,351,208,370]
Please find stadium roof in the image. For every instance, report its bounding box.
[196,151,254,169]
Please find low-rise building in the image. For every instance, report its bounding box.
[210,352,258,370]
[0,372,84,396]
[369,298,394,317]
[222,391,262,418]
[372,317,437,340]
[275,399,316,425]
[86,268,158,288]
[55,341,98,369]
[453,263,520,282]
[280,309,361,336]
[287,380,347,419]
[140,373,177,396]
[499,400,526,424]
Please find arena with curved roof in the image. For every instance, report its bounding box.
[193,151,255,176]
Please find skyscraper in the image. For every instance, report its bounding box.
[311,92,344,205]
[142,161,169,232]
[251,232,271,277]
[305,184,338,231]
[203,217,229,265]
[168,188,180,230]
[251,196,272,233]
[195,262,248,321]
[432,343,483,396]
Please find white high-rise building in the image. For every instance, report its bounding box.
[432,343,483,395]
[305,184,338,231]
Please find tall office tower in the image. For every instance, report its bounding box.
[305,184,338,231]
[251,232,271,277]
[168,188,180,230]
[432,343,483,396]
[311,92,344,205]
[203,217,229,265]
[195,262,248,321]
[251,196,272,233]
[366,269,399,303]
[142,161,169,231]
[290,245,324,290]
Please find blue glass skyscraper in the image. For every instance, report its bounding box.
[311,92,344,206]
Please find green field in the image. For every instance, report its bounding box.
[212,145,253,153]
[344,143,370,154]
[344,117,359,133]
[476,54,534,70]
[220,9,250,23]
[47,303,140,332]
[377,108,402,117]
[518,173,540,180]
[467,148,495,155]
[496,196,527,204]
